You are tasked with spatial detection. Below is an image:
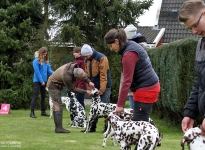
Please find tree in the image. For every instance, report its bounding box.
[0,0,45,109]
[48,0,153,102]
[50,0,153,50]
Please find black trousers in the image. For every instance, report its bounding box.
[30,82,46,110]
[133,101,153,150]
[132,101,153,122]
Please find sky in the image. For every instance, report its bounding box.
[138,0,162,26]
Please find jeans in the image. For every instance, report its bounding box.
[128,95,134,109]
[100,87,111,103]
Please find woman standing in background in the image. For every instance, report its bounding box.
[30,47,54,118]
[73,47,87,108]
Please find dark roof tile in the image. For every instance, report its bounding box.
[158,0,200,43]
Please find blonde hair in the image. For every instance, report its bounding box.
[38,47,49,64]
[178,0,205,23]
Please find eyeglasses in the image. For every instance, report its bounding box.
[187,13,203,32]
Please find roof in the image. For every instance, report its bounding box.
[157,0,200,43]
[137,26,161,44]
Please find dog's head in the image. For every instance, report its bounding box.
[67,90,76,98]
[91,88,99,97]
[121,108,133,121]
[180,126,201,150]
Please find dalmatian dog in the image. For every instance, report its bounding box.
[106,112,162,150]
[84,88,117,133]
[49,95,70,118]
[102,109,160,148]
[47,88,86,128]
[102,108,134,147]
[67,91,87,128]
[46,87,71,118]
[181,125,205,150]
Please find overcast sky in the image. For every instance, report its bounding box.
[137,0,162,26]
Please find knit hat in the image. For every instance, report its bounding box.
[124,24,137,39]
[81,44,93,56]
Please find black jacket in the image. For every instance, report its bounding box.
[184,38,205,118]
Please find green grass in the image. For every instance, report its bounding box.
[0,105,186,150]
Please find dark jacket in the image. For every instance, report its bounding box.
[118,40,159,92]
[84,49,112,93]
[184,38,205,119]
[74,56,87,89]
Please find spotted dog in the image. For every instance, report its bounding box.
[67,91,87,128]
[106,112,162,150]
[102,108,134,147]
[46,87,70,118]
[102,109,160,148]
[84,88,117,133]
[181,126,205,150]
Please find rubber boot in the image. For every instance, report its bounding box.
[54,111,70,133]
[30,109,37,118]
[41,110,50,116]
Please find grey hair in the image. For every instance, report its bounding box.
[73,68,86,78]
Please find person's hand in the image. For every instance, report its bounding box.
[41,82,45,86]
[98,91,103,95]
[86,90,92,96]
[115,106,124,116]
[88,82,95,89]
[181,117,194,133]
[200,119,205,136]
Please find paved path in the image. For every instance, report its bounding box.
[84,99,92,105]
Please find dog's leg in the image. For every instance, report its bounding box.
[102,121,110,147]
[49,96,53,118]
[102,120,117,147]
[84,116,94,133]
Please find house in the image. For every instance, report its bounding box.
[137,0,200,48]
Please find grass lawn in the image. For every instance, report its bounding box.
[0,104,185,150]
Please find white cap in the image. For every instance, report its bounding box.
[124,24,137,39]
[81,44,93,56]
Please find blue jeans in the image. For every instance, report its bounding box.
[100,87,111,103]
[128,95,134,109]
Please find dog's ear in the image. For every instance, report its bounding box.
[106,116,111,121]
[67,90,72,97]
[93,92,98,97]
